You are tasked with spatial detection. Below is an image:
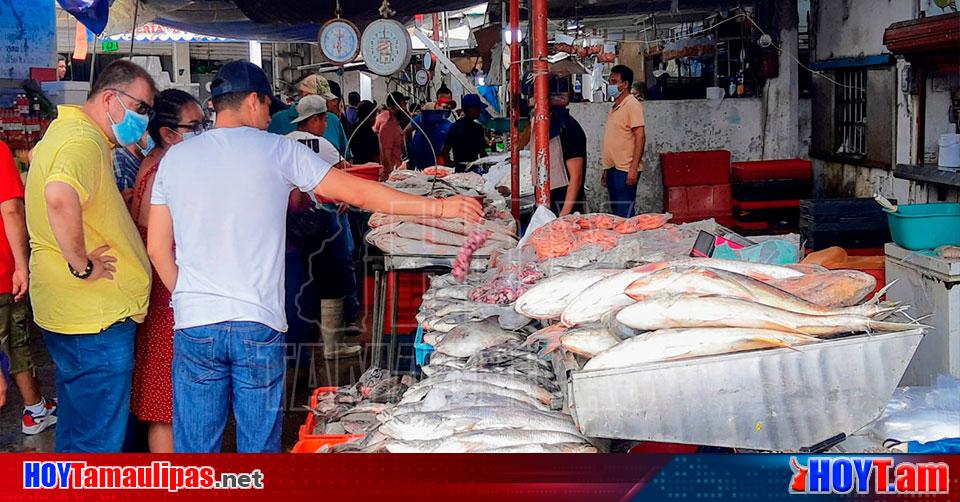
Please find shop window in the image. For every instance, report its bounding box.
[834,69,867,156]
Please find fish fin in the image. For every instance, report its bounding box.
[747,336,802,352]
[537,334,565,356]
[747,273,774,282]
[867,280,896,305]
[524,324,566,347]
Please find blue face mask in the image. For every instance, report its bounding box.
[138,135,155,157]
[108,93,150,146]
[607,83,622,100]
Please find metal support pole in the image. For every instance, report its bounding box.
[432,12,442,98]
[532,0,551,207]
[509,0,521,221]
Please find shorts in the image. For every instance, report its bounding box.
[0,294,35,375]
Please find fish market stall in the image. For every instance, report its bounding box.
[365,169,520,368]
[300,209,928,453]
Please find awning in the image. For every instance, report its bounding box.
[106,23,237,43]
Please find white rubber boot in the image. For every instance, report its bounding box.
[321,297,362,360]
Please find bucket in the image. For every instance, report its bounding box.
[885,203,960,250]
[939,133,960,168]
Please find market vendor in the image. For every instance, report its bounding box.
[407,103,452,169]
[601,65,645,218]
[441,94,488,171]
[268,74,351,159]
[147,61,482,453]
[534,74,586,216]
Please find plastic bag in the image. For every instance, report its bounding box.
[870,375,960,444]
[713,238,800,265]
[518,204,557,249]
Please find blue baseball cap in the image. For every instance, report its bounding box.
[461,93,488,110]
[210,60,272,98]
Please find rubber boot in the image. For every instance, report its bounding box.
[321,297,362,359]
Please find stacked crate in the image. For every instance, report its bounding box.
[730,160,813,235]
[661,150,734,228]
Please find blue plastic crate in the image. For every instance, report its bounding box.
[413,326,435,367]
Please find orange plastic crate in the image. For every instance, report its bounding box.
[299,387,365,449]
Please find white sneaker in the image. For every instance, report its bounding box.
[22,398,57,435]
[323,343,362,360]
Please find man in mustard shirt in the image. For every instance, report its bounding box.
[25,60,155,452]
[601,65,646,218]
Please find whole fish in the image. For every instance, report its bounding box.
[560,268,652,326]
[386,389,546,418]
[472,443,599,453]
[768,270,879,307]
[624,266,896,317]
[398,380,552,409]
[615,295,917,335]
[379,406,580,441]
[384,429,591,453]
[582,328,821,371]
[526,324,621,359]
[514,269,622,319]
[636,258,804,282]
[434,320,522,357]
[403,371,555,405]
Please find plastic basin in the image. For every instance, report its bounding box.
[413,325,435,367]
[885,203,960,250]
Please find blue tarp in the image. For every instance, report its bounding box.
[57,0,110,35]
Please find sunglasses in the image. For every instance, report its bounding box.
[174,120,213,135]
[108,88,154,118]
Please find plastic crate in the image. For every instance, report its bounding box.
[731,159,812,183]
[734,199,801,211]
[298,387,365,448]
[672,215,736,228]
[413,325,435,367]
[660,150,731,187]
[665,184,733,218]
[731,179,812,201]
[732,218,798,236]
[383,271,432,334]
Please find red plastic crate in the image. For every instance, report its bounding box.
[665,184,733,217]
[661,150,731,187]
[861,268,886,300]
[732,219,798,235]
[672,215,736,228]
[384,271,431,333]
[731,159,812,183]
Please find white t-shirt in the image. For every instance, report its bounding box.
[286,130,342,166]
[152,126,332,331]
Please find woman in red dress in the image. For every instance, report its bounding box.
[129,89,206,453]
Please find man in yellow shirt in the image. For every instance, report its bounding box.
[25,60,155,452]
[601,65,646,218]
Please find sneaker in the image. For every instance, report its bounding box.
[323,343,362,360]
[22,398,57,435]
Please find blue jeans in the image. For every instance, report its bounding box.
[42,319,136,452]
[606,169,638,218]
[173,321,285,453]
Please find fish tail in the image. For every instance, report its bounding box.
[751,335,803,352]
[868,319,930,332]
[524,324,566,347]
[538,335,565,357]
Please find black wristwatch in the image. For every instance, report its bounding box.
[69,259,94,280]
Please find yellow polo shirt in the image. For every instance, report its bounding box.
[25,105,150,334]
[601,95,646,172]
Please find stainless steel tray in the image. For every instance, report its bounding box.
[567,329,924,451]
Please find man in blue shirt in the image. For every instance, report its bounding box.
[268,74,351,160]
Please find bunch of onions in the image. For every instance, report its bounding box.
[452,230,490,282]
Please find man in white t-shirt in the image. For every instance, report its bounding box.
[286,95,362,360]
[147,61,482,453]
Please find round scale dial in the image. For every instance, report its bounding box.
[361,18,412,76]
[319,19,361,65]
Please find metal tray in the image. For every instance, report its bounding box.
[566,329,924,451]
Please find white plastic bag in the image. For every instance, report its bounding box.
[517,204,557,248]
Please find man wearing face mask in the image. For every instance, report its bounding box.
[25,60,156,452]
[601,65,646,218]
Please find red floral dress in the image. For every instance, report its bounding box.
[129,161,175,424]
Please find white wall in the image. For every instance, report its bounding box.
[570,97,810,213]
[925,72,960,164]
[812,0,917,60]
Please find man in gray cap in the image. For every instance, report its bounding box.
[147,60,482,453]
[269,73,350,158]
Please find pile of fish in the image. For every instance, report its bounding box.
[366,170,517,257]
[307,368,415,436]
[416,274,533,332]
[333,320,599,453]
[515,258,919,372]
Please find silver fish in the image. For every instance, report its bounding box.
[514,269,622,320]
[583,328,821,371]
[386,389,546,418]
[384,429,591,453]
[527,324,622,359]
[625,266,897,318]
[398,380,551,410]
[379,406,580,441]
[404,371,555,405]
[434,320,522,358]
[559,268,650,326]
[615,295,918,335]
[636,258,804,282]
[472,442,599,453]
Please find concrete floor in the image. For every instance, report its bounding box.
[0,329,367,453]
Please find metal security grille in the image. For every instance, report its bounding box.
[835,69,867,156]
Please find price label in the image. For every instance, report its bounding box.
[102,40,120,53]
